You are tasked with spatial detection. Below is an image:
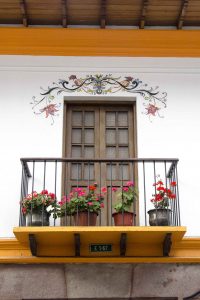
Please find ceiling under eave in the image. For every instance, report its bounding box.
[0,0,200,30]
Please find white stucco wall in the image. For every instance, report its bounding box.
[0,55,200,237]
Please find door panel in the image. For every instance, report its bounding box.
[64,103,137,225]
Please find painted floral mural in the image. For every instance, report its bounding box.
[31,74,167,124]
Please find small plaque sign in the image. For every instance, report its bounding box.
[90,244,112,252]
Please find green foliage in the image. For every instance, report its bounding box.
[113,181,137,213]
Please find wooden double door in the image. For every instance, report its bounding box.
[63,103,137,225]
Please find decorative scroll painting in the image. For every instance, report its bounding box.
[31,74,167,124]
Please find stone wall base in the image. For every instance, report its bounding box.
[0,264,199,299]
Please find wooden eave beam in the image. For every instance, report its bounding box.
[62,0,68,28]
[139,0,148,29]
[1,28,200,57]
[177,0,189,30]
[19,0,28,27]
[100,0,106,29]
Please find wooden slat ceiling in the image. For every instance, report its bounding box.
[0,0,200,29]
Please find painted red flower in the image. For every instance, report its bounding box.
[145,104,160,116]
[40,104,59,118]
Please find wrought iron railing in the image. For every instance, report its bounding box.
[19,158,181,227]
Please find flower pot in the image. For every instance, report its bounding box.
[148,208,171,226]
[112,212,135,226]
[26,210,50,226]
[73,211,98,226]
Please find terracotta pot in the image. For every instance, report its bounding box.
[112,212,135,226]
[148,208,171,226]
[73,211,98,226]
[26,210,50,226]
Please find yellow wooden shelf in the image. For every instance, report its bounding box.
[13,226,186,258]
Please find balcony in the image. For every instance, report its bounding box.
[13,158,186,259]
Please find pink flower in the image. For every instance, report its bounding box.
[126,181,134,187]
[78,191,86,197]
[100,203,104,208]
[22,207,27,214]
[101,187,107,193]
[88,202,93,206]
[123,187,129,192]
[112,187,118,192]
[61,196,67,203]
[73,187,84,193]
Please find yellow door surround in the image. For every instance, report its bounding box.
[0,28,200,57]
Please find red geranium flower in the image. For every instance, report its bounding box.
[150,176,176,209]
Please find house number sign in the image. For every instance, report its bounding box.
[90,244,112,252]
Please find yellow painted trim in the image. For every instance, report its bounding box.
[0,28,200,57]
[0,238,200,263]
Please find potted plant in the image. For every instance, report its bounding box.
[148,178,176,226]
[59,183,106,226]
[112,181,137,226]
[21,190,57,226]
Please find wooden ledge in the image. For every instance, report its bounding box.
[13,226,186,257]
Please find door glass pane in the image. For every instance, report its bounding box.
[72,111,82,126]
[119,129,128,144]
[72,129,82,144]
[85,129,94,144]
[106,112,116,127]
[119,147,129,158]
[84,146,94,158]
[84,111,94,126]
[71,146,82,158]
[119,164,129,180]
[71,163,82,180]
[118,112,128,126]
[106,146,116,159]
[106,129,116,144]
[84,164,94,180]
[107,164,117,180]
